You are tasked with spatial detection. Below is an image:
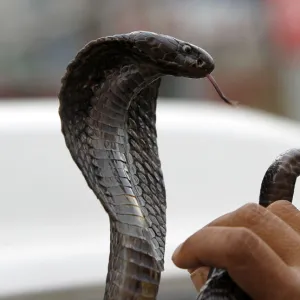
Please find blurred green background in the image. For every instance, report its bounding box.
[0,0,300,119]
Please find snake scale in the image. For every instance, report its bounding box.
[58,31,300,299]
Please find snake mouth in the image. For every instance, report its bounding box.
[206,74,239,106]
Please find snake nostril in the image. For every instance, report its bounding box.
[197,58,205,67]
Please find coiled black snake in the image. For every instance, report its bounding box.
[58,31,300,300]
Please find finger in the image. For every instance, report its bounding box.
[189,267,210,292]
[267,200,300,234]
[172,226,292,300]
[205,203,300,264]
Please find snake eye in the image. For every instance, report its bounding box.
[182,45,192,54]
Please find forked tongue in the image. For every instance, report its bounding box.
[206,74,239,106]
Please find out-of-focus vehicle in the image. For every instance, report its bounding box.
[1,98,300,300]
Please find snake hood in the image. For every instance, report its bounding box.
[129,31,215,77]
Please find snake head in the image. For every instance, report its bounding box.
[129,31,214,78]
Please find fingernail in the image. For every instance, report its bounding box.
[172,243,183,262]
[190,267,210,292]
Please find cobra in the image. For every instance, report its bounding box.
[58,31,300,300]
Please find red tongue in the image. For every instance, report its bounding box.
[206,74,238,106]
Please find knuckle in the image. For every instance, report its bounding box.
[268,200,295,215]
[268,201,300,233]
[236,203,268,227]
[225,227,259,264]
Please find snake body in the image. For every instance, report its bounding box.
[58,31,300,300]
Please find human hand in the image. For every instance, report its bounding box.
[172,201,300,300]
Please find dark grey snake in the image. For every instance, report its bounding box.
[58,31,300,300]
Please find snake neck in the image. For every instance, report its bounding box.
[104,222,161,300]
[103,65,165,300]
[259,148,300,207]
[60,63,166,300]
